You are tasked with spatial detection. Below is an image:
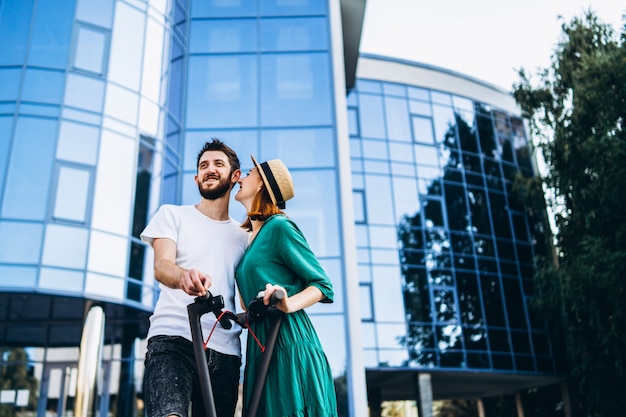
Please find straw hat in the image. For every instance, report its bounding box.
[251,155,294,209]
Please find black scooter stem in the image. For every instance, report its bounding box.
[244,313,283,417]
[187,300,218,417]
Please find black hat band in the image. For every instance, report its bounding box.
[260,161,286,209]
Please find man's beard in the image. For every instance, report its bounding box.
[198,176,231,200]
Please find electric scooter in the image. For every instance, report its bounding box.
[187,289,285,417]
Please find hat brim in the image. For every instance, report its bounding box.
[251,154,278,206]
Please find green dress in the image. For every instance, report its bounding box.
[235,214,337,417]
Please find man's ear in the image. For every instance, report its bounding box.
[231,169,241,183]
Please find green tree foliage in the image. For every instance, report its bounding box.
[512,10,626,416]
[0,348,39,417]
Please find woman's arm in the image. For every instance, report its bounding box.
[262,283,323,314]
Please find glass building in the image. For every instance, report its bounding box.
[0,1,565,416]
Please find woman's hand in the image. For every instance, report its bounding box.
[262,283,323,314]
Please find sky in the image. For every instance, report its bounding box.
[359,0,626,91]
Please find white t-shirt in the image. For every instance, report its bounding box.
[140,204,249,356]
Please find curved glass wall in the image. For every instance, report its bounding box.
[348,79,559,375]
[0,0,175,415]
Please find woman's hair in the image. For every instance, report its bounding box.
[241,185,284,231]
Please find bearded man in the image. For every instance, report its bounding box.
[140,139,249,417]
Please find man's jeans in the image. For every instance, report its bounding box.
[143,335,241,417]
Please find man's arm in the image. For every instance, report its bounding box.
[153,238,212,296]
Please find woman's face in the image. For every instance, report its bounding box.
[235,166,263,206]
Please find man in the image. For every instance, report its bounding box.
[141,139,249,417]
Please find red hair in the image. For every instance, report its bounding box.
[241,185,285,231]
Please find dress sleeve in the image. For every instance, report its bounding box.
[276,217,334,303]
[140,205,179,247]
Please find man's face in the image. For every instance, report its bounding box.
[195,150,237,200]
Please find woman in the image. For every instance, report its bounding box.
[234,155,338,417]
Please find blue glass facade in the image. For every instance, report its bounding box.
[0,1,563,416]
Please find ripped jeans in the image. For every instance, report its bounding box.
[143,335,241,417]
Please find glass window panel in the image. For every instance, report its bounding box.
[408,86,429,101]
[392,177,418,223]
[503,278,528,329]
[42,224,88,268]
[191,0,256,17]
[85,272,124,299]
[0,0,34,65]
[364,175,394,225]
[359,284,374,320]
[186,55,257,128]
[481,274,506,327]
[260,0,325,16]
[488,329,512,353]
[409,99,431,116]
[355,224,368,246]
[383,83,405,97]
[53,166,91,222]
[436,324,462,351]
[358,94,385,138]
[385,97,411,141]
[414,143,438,167]
[372,265,405,321]
[0,266,37,288]
[363,160,389,174]
[108,2,145,90]
[2,118,57,220]
[0,117,13,198]
[378,349,409,367]
[261,128,334,168]
[22,69,65,104]
[362,139,388,160]
[0,69,22,100]
[28,0,75,68]
[0,221,43,263]
[288,170,339,257]
[376,323,407,350]
[406,324,435,355]
[489,191,512,239]
[261,17,327,51]
[388,142,413,163]
[87,231,128,276]
[310,315,345,375]
[91,130,134,234]
[57,121,99,165]
[260,53,332,127]
[431,91,452,106]
[368,225,398,249]
[39,268,85,292]
[422,199,444,227]
[353,190,365,223]
[348,108,359,136]
[371,248,399,265]
[190,19,256,53]
[510,330,532,354]
[357,79,381,93]
[76,0,114,28]
[141,18,166,103]
[456,271,484,326]
[391,162,416,177]
[467,187,492,236]
[64,74,105,112]
[104,83,139,124]
[74,26,107,74]
[432,104,455,144]
[412,115,434,145]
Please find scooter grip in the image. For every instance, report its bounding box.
[269,289,285,305]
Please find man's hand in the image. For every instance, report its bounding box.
[179,268,212,297]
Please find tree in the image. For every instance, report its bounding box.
[513,10,626,417]
[0,348,39,417]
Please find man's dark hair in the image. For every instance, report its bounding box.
[196,139,240,172]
